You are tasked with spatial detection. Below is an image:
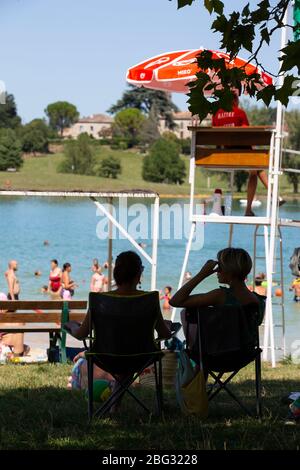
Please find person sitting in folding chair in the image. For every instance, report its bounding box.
[170,247,263,329]
[64,251,172,420]
[170,247,265,417]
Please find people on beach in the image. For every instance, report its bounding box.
[170,247,262,352]
[212,87,285,216]
[90,259,105,293]
[5,260,20,300]
[160,286,172,310]
[64,250,172,412]
[48,259,62,299]
[61,262,76,299]
[1,262,30,357]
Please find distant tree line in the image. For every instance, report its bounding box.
[1,88,300,190]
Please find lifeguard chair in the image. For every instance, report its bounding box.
[194,126,271,170]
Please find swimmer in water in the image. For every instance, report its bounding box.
[160,286,172,310]
[248,273,266,296]
[290,277,300,302]
[183,271,192,284]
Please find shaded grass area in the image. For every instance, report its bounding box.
[0,148,292,196]
[0,362,300,450]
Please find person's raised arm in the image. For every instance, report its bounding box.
[169,260,225,308]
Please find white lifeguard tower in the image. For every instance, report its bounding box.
[170,4,300,367]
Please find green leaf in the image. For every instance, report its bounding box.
[204,0,224,15]
[242,3,250,17]
[177,0,195,9]
[260,27,270,45]
[257,85,276,107]
[251,0,270,23]
[280,40,300,75]
[204,0,213,14]
[212,0,224,15]
[275,75,299,106]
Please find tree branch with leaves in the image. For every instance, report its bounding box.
[170,0,300,120]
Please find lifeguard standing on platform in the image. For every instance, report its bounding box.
[212,86,270,216]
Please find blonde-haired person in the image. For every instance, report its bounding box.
[90,259,105,293]
[170,248,262,344]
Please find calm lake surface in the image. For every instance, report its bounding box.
[0,196,299,356]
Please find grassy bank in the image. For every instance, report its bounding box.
[0,361,300,450]
[0,148,296,197]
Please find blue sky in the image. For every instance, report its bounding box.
[0,0,289,123]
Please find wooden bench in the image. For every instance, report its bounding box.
[0,300,87,363]
[189,126,273,169]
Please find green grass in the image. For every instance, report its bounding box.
[0,149,212,196]
[0,361,300,450]
[0,147,295,197]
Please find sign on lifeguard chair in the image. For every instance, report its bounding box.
[190,126,272,170]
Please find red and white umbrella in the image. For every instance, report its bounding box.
[126,49,273,94]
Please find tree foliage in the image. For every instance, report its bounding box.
[112,108,145,148]
[0,129,23,170]
[59,133,96,175]
[142,137,186,184]
[241,102,277,125]
[138,105,161,148]
[171,0,300,120]
[20,119,51,153]
[96,156,122,179]
[0,93,21,129]
[284,110,300,193]
[108,85,179,129]
[234,171,249,192]
[45,101,79,136]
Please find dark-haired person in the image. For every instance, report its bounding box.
[160,285,172,310]
[65,251,171,339]
[212,87,272,216]
[61,263,76,300]
[48,259,62,299]
[64,251,172,412]
[170,248,263,349]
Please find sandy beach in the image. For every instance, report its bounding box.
[22,332,84,361]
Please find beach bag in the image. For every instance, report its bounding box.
[176,350,208,418]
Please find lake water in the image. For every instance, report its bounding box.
[0,196,299,357]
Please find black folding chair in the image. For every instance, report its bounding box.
[86,291,164,421]
[185,299,265,418]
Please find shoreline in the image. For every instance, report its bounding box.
[159,194,299,199]
[0,187,300,201]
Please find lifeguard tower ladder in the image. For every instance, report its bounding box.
[172,125,300,367]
